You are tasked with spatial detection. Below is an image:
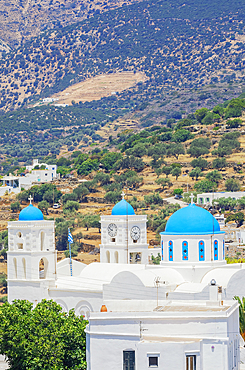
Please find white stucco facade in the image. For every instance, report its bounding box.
[86,299,240,370]
[6,197,245,369]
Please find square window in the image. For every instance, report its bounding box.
[111,238,115,242]
[149,357,158,367]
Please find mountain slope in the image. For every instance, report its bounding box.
[0,0,139,48]
[0,0,245,111]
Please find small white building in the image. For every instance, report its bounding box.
[26,159,58,181]
[197,192,245,206]
[86,298,240,370]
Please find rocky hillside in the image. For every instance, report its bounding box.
[0,0,245,111]
[0,0,138,48]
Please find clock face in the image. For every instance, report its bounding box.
[131,226,141,241]
[108,223,117,237]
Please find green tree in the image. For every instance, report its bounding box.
[234,296,245,339]
[172,129,193,143]
[173,188,183,195]
[38,200,49,215]
[100,152,122,172]
[171,167,181,180]
[187,146,209,158]
[77,158,99,176]
[213,157,227,169]
[189,167,203,181]
[63,201,80,213]
[73,185,89,202]
[226,212,244,227]
[162,166,172,177]
[104,191,122,204]
[225,178,240,192]
[205,170,222,185]
[156,178,171,190]
[195,107,208,122]
[10,201,21,213]
[190,157,208,171]
[237,197,245,210]
[194,179,217,192]
[151,253,161,265]
[0,299,87,369]
[167,143,185,159]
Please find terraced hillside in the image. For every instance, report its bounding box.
[0,0,245,111]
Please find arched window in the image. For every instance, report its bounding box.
[22,258,26,279]
[106,250,110,263]
[182,241,188,261]
[39,258,48,279]
[161,240,163,261]
[13,258,17,279]
[40,232,45,251]
[214,240,218,260]
[199,241,205,261]
[115,251,119,263]
[168,241,173,261]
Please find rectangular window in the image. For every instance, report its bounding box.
[123,350,135,370]
[111,238,115,242]
[186,355,196,370]
[149,356,158,367]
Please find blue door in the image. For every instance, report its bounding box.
[214,240,218,260]
[199,241,205,261]
[169,241,173,261]
[182,241,188,261]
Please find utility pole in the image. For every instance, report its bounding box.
[154,276,165,307]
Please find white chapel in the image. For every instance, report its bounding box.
[7,195,245,370]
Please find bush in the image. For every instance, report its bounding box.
[225,178,240,192]
[213,157,227,169]
[194,179,217,192]
[63,201,80,212]
[10,201,21,212]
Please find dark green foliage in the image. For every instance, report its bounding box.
[194,179,217,192]
[38,200,49,214]
[187,137,211,157]
[189,167,203,181]
[225,178,240,192]
[100,152,122,171]
[144,192,163,207]
[212,157,227,169]
[226,118,242,128]
[0,299,87,370]
[171,167,181,180]
[205,170,222,184]
[172,129,193,143]
[104,191,122,204]
[63,201,80,212]
[190,157,208,171]
[226,212,244,226]
[151,253,161,265]
[10,201,21,213]
[166,143,185,159]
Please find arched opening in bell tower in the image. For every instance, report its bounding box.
[106,251,110,263]
[22,258,26,279]
[13,258,17,279]
[39,257,49,279]
[115,251,119,263]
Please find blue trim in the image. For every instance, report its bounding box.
[182,241,188,261]
[214,240,218,261]
[161,240,163,261]
[161,231,225,235]
[199,240,205,261]
[168,240,173,261]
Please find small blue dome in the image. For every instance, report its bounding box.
[161,204,222,235]
[19,204,44,221]
[111,199,135,216]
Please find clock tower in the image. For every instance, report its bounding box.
[100,192,149,264]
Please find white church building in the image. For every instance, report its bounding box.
[7,195,244,370]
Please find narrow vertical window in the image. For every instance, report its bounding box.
[199,241,205,261]
[214,240,218,260]
[223,240,225,260]
[161,240,163,261]
[123,350,135,370]
[168,241,173,261]
[186,355,196,370]
[13,258,17,279]
[182,241,188,261]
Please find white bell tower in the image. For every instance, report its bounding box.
[100,192,149,264]
[7,196,57,303]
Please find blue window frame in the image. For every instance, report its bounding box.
[214,240,218,260]
[199,240,205,261]
[161,240,163,260]
[168,241,173,261]
[182,241,188,261]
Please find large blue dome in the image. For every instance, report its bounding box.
[19,204,44,221]
[161,204,222,235]
[111,199,135,216]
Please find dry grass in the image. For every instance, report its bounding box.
[51,71,147,105]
